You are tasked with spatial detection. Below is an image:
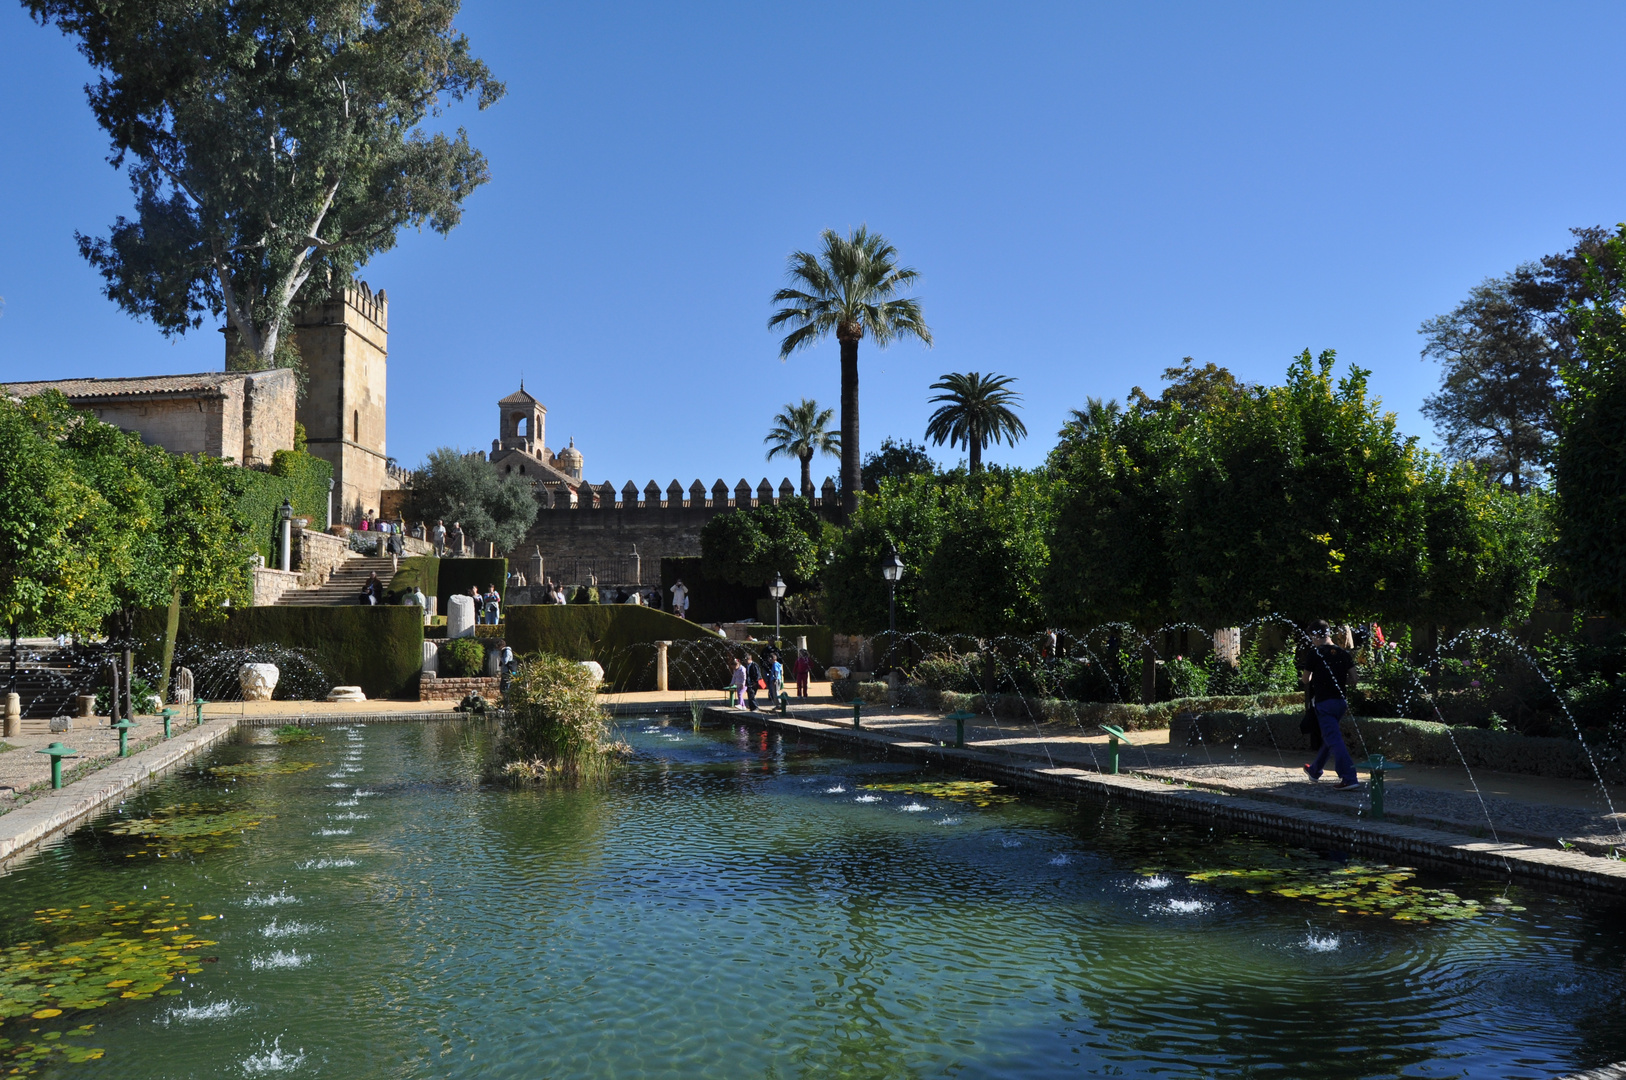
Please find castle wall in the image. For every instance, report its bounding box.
[90,390,239,459]
[242,368,297,467]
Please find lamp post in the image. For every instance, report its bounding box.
[879,547,905,675]
[768,572,787,646]
[279,499,294,572]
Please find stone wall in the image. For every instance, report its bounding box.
[294,529,351,587]
[418,675,501,702]
[293,283,389,524]
[252,567,302,606]
[241,368,297,466]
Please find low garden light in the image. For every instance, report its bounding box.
[36,742,78,789]
[112,717,137,758]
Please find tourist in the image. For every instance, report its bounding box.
[624,589,642,605]
[793,648,812,699]
[768,650,784,702]
[432,520,446,555]
[497,638,515,695]
[360,571,384,606]
[359,515,370,531]
[744,652,765,711]
[670,578,690,619]
[540,578,558,604]
[449,521,465,556]
[554,583,568,605]
[1298,619,1361,791]
[729,656,748,709]
[482,584,501,625]
[412,521,426,541]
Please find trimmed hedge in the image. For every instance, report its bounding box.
[732,624,834,666]
[436,557,507,613]
[232,450,334,562]
[506,605,735,691]
[132,605,423,699]
[660,555,766,623]
[1173,709,1616,782]
[389,556,440,604]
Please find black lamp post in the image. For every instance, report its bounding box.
[879,546,905,674]
[768,572,787,646]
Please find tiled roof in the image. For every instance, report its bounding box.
[3,372,245,400]
[498,386,542,406]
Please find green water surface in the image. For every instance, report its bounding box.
[0,718,1623,1079]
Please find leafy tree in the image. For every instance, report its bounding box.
[764,398,840,499]
[699,500,821,590]
[1128,357,1253,418]
[915,472,1051,637]
[412,448,538,553]
[1555,227,1626,616]
[26,0,504,370]
[924,371,1028,474]
[1416,464,1548,627]
[824,474,949,636]
[0,396,119,658]
[1419,274,1559,491]
[769,227,932,518]
[862,438,937,493]
[1507,225,1626,362]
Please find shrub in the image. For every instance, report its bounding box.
[439,637,487,678]
[571,585,598,604]
[496,653,627,783]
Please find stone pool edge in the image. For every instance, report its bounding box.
[0,717,240,868]
[714,706,1626,896]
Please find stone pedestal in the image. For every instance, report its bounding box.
[447,594,476,639]
[421,640,440,675]
[655,641,671,692]
[77,695,95,719]
[3,693,19,739]
[326,686,366,702]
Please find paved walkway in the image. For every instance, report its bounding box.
[711,695,1626,857]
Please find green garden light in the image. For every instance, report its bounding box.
[36,742,78,790]
[112,717,137,757]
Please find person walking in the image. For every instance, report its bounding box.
[768,650,785,704]
[744,652,765,711]
[729,656,748,709]
[670,579,690,619]
[432,520,446,556]
[360,571,384,606]
[497,638,516,695]
[482,585,501,625]
[793,648,812,700]
[1298,619,1362,791]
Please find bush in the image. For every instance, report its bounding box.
[496,653,626,783]
[230,451,333,562]
[439,637,487,678]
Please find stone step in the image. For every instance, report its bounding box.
[275,556,400,607]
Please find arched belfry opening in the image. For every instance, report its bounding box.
[498,385,545,454]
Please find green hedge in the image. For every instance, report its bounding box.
[731,624,833,665]
[389,556,440,605]
[133,605,423,699]
[230,450,333,562]
[660,556,766,623]
[506,605,736,691]
[437,558,507,613]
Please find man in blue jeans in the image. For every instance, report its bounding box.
[1297,620,1362,791]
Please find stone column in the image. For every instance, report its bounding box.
[77,694,95,719]
[4,693,19,739]
[655,641,671,692]
[280,515,293,572]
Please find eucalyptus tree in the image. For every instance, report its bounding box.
[769,227,932,518]
[26,0,504,370]
[924,371,1028,473]
[764,398,840,499]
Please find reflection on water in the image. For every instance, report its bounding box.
[0,717,1622,1078]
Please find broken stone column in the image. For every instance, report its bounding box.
[447,594,477,639]
[655,641,670,692]
[4,693,19,739]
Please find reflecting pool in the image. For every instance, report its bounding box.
[1,718,1624,1078]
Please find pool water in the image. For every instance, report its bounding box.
[1,718,1624,1079]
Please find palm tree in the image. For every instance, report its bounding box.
[769,226,932,519]
[765,398,841,499]
[924,371,1028,473]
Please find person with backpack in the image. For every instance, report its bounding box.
[1297,619,1362,791]
[497,638,516,695]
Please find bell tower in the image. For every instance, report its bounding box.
[498,384,546,455]
[291,282,389,520]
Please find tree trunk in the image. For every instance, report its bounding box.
[969,438,982,474]
[157,579,182,708]
[800,451,813,500]
[840,337,861,521]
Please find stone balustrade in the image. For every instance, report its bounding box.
[541,476,838,511]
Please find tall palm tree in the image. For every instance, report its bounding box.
[924,371,1028,473]
[769,226,932,519]
[764,398,841,499]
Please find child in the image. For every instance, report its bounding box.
[729,656,748,709]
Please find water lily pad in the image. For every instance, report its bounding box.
[858,780,1016,807]
[208,760,316,779]
[273,725,324,745]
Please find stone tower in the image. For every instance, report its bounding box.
[292,282,389,520]
[498,384,545,455]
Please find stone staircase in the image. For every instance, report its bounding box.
[275,554,400,606]
[3,639,93,731]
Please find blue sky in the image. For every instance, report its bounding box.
[3,2,1623,487]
